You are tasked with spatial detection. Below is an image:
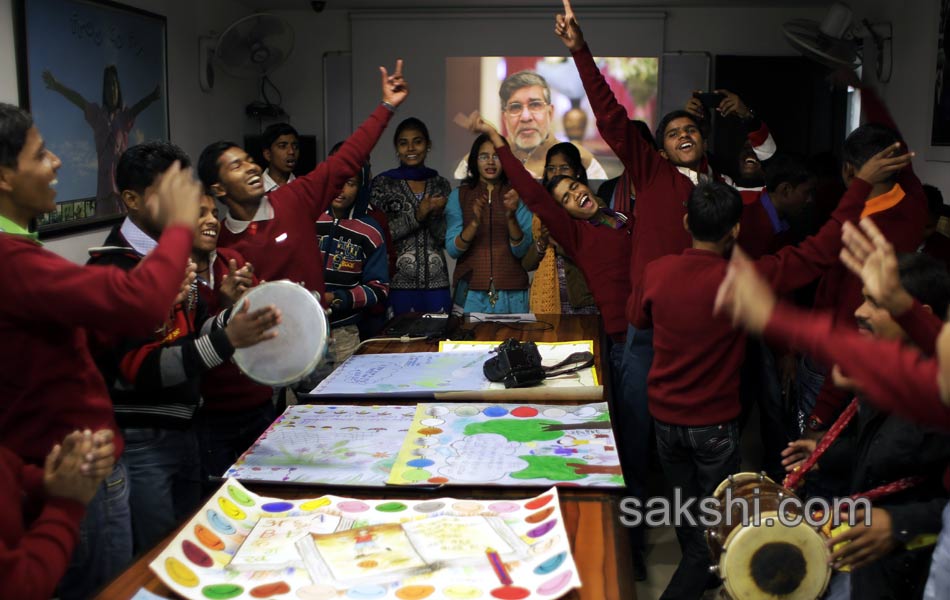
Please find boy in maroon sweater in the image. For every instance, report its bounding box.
[0,431,114,600]
[0,102,200,597]
[198,61,409,300]
[634,146,908,598]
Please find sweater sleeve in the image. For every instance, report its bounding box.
[444,188,466,259]
[753,178,872,292]
[632,265,654,330]
[0,226,192,337]
[746,119,777,161]
[498,144,581,257]
[763,302,950,430]
[894,299,943,356]
[509,200,534,259]
[571,44,665,190]
[332,224,390,312]
[275,105,394,223]
[117,307,234,394]
[0,467,86,600]
[859,86,925,199]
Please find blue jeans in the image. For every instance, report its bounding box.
[655,419,742,600]
[197,403,276,489]
[924,501,950,599]
[122,427,202,553]
[57,462,133,600]
[615,324,654,501]
[796,355,827,433]
[824,571,851,600]
[388,288,452,316]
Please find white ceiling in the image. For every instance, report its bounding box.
[240,0,831,10]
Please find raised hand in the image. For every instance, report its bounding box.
[840,218,912,315]
[150,161,201,229]
[715,90,752,119]
[855,142,912,184]
[173,261,197,306]
[713,246,777,334]
[554,0,584,51]
[380,59,409,108]
[220,259,254,306]
[503,188,520,215]
[471,195,488,227]
[42,69,57,89]
[225,299,281,349]
[685,92,705,120]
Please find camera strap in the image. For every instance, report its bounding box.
[542,351,595,378]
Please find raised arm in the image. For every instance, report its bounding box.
[555,3,664,187]
[129,85,161,118]
[1,163,198,336]
[276,60,407,221]
[42,70,88,112]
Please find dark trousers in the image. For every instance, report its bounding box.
[655,419,741,600]
[196,402,277,490]
[739,337,794,482]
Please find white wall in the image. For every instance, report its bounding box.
[856,0,950,195]
[0,0,259,262]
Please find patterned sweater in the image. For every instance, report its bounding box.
[371,174,451,290]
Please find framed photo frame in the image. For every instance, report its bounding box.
[14,0,169,236]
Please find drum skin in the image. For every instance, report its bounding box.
[706,473,831,600]
[231,281,329,386]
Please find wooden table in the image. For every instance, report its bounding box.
[95,315,635,600]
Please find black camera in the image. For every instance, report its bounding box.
[483,339,545,388]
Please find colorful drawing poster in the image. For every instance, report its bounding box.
[226,405,416,485]
[308,351,492,396]
[150,479,582,600]
[388,402,624,488]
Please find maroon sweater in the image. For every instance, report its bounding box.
[499,145,632,335]
[0,447,85,600]
[197,247,273,413]
[219,105,393,297]
[809,88,929,425]
[0,225,192,463]
[634,178,872,426]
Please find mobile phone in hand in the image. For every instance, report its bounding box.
[693,91,725,112]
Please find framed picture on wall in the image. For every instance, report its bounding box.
[14,0,169,236]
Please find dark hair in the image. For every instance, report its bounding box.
[328,140,367,187]
[198,141,240,190]
[393,117,431,147]
[544,174,577,197]
[924,184,945,220]
[686,181,743,242]
[765,153,813,193]
[654,110,701,150]
[462,134,509,188]
[261,122,299,151]
[499,71,551,105]
[0,103,33,169]
[842,123,901,172]
[102,65,122,111]
[633,120,657,150]
[543,142,588,186]
[898,253,950,319]
[116,141,190,195]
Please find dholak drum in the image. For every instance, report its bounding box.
[231,280,330,386]
[706,472,831,600]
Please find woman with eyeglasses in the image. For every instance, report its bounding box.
[521,142,600,316]
[371,117,452,316]
[445,135,533,313]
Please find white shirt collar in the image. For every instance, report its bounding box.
[120,217,159,256]
[263,168,295,192]
[223,196,275,234]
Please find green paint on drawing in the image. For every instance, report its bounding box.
[510,455,588,481]
[463,419,564,443]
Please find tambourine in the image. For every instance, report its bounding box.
[231,280,329,386]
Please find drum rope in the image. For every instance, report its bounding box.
[784,397,925,501]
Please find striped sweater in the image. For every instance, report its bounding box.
[88,223,234,428]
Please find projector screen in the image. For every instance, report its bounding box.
[445,55,658,181]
